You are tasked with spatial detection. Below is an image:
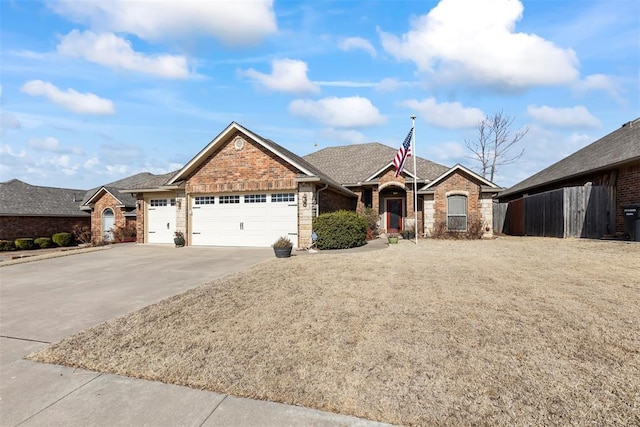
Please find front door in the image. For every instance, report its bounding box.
[386,199,403,233]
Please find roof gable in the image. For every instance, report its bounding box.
[168,122,316,185]
[420,164,500,191]
[499,117,640,198]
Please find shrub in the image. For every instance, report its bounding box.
[113,223,137,242]
[272,236,293,248]
[71,225,92,245]
[52,232,75,247]
[0,240,15,251]
[14,238,35,250]
[34,237,55,249]
[430,218,485,240]
[313,210,367,250]
[361,207,379,239]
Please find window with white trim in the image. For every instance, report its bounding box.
[170,199,176,206]
[220,195,240,204]
[447,195,467,231]
[194,196,215,205]
[271,193,295,203]
[244,194,266,203]
[150,199,167,207]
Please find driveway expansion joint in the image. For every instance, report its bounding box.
[199,393,229,426]
[0,335,51,344]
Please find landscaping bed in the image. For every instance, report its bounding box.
[29,237,640,426]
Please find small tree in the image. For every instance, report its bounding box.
[465,111,529,182]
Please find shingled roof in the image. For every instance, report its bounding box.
[499,117,640,198]
[0,179,89,217]
[303,142,450,185]
[81,171,178,207]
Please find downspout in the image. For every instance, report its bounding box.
[315,184,329,217]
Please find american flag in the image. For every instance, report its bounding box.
[393,128,413,177]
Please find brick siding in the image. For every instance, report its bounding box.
[616,161,640,233]
[0,216,90,241]
[432,170,483,232]
[91,192,129,243]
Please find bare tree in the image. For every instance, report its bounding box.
[465,111,529,182]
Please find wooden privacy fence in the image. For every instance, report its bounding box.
[493,185,615,238]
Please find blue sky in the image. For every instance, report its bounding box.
[1,0,638,190]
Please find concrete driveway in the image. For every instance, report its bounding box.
[1,244,389,427]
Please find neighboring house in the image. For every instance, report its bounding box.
[496,117,640,238]
[80,172,176,242]
[86,122,501,248]
[0,179,90,240]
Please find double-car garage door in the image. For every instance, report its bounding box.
[147,192,297,247]
[191,192,297,247]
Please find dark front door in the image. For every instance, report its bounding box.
[386,199,403,233]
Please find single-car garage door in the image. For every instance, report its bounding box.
[191,192,297,247]
[147,198,176,244]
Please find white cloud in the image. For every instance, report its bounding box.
[319,128,367,144]
[288,96,386,128]
[242,59,319,94]
[379,0,579,89]
[426,141,467,162]
[21,80,115,115]
[338,37,377,57]
[27,137,84,155]
[0,112,21,135]
[0,144,27,158]
[573,74,622,100]
[527,105,601,128]
[57,30,190,79]
[400,97,485,129]
[50,0,277,46]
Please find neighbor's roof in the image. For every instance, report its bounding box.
[0,179,89,217]
[303,142,450,185]
[499,117,640,198]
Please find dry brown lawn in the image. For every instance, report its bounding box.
[30,237,640,426]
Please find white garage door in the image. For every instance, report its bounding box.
[191,192,297,247]
[147,198,176,244]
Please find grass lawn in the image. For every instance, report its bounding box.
[29,237,640,426]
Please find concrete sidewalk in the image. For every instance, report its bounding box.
[1,244,392,427]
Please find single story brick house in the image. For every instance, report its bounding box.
[0,179,90,240]
[84,122,502,248]
[496,117,640,238]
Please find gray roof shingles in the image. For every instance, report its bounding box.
[0,179,89,217]
[81,171,178,207]
[499,118,640,198]
[303,142,450,185]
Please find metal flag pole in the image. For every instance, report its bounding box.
[412,115,418,245]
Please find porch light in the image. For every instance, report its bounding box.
[302,194,308,207]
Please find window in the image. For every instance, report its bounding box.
[363,188,373,208]
[194,196,214,205]
[271,193,295,203]
[447,195,467,231]
[220,195,240,204]
[170,199,176,206]
[244,194,266,203]
[150,199,167,207]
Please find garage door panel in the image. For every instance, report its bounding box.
[191,193,297,247]
[147,200,175,244]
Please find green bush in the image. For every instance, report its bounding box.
[52,232,75,247]
[34,237,55,249]
[313,210,367,250]
[14,238,35,250]
[0,240,15,251]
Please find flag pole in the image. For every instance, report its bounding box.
[411,115,418,245]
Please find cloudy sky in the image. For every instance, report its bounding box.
[1,0,638,190]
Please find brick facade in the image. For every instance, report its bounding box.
[186,132,299,194]
[0,215,90,240]
[91,192,129,243]
[615,160,640,233]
